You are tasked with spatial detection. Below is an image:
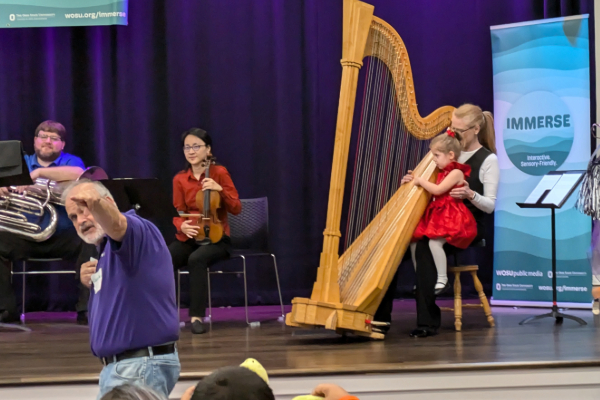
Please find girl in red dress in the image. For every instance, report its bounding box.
[412,129,478,293]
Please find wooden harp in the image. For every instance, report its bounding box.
[286,0,454,338]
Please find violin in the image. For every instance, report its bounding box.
[193,156,224,245]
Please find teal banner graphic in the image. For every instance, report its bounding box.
[0,0,127,28]
[491,15,592,306]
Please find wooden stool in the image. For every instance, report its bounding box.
[447,265,495,331]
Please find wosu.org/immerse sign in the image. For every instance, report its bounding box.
[0,0,128,28]
[491,15,591,306]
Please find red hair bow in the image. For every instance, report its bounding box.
[446,128,455,138]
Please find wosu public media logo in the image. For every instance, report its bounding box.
[504,91,573,176]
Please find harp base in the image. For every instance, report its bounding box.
[286,297,385,340]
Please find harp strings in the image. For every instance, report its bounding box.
[339,26,431,293]
[343,27,430,251]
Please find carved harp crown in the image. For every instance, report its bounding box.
[286,0,454,338]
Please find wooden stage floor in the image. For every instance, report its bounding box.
[1,299,600,386]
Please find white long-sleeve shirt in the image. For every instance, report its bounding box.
[458,147,499,214]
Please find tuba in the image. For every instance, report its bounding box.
[285,0,454,338]
[0,166,108,242]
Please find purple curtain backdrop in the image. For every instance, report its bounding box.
[0,0,592,311]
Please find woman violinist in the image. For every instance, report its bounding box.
[169,128,241,334]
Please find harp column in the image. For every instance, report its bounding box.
[311,0,374,303]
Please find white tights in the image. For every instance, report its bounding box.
[411,238,448,290]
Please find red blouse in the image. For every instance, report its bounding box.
[172,165,241,242]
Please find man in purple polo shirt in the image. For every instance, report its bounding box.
[0,120,90,324]
[62,180,180,398]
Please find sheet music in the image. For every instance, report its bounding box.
[524,174,560,204]
[541,173,583,206]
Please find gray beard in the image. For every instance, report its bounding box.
[78,225,106,245]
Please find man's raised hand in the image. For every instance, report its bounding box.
[69,183,102,212]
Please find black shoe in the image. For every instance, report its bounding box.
[0,310,19,324]
[191,319,207,334]
[77,311,88,325]
[409,328,437,338]
[434,281,450,296]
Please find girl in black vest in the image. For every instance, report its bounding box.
[374,104,499,337]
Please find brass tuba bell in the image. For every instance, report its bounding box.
[0,166,108,242]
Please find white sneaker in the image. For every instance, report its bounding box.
[593,299,599,316]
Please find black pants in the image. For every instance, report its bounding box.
[374,265,400,324]
[375,229,485,332]
[374,238,441,330]
[0,229,87,314]
[169,237,231,318]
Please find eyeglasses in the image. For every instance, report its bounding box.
[183,145,206,153]
[448,126,475,135]
[36,134,63,142]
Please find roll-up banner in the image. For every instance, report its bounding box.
[0,0,127,28]
[491,15,592,307]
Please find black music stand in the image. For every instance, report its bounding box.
[100,178,179,223]
[0,141,32,332]
[0,140,33,187]
[517,170,587,326]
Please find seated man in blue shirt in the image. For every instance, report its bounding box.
[0,120,90,324]
[63,180,180,398]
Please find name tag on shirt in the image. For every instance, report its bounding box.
[90,257,102,294]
